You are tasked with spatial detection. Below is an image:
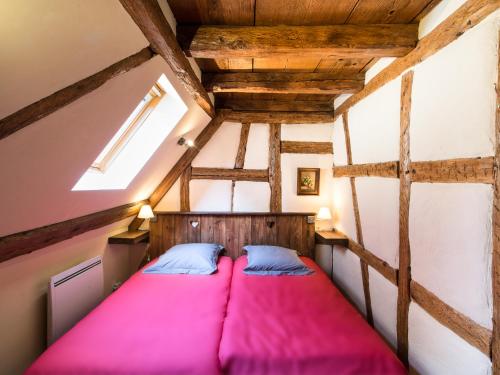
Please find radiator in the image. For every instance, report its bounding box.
[47,256,103,345]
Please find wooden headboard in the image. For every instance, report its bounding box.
[149,212,316,260]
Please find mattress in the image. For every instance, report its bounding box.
[25,256,233,375]
[219,256,406,375]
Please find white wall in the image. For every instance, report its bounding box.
[331,6,498,374]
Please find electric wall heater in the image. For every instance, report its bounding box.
[47,256,103,345]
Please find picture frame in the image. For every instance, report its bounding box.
[297,168,320,195]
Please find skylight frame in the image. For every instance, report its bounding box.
[90,83,166,172]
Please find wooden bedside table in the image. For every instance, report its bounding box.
[315,230,348,247]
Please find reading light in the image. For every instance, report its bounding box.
[177,137,194,148]
[138,204,155,219]
[316,207,332,231]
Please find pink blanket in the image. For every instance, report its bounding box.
[25,256,233,375]
[219,256,406,375]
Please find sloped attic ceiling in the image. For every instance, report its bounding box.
[0,0,211,236]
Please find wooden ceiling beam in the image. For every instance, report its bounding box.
[0,47,155,141]
[119,0,214,117]
[216,98,334,112]
[204,72,365,94]
[0,200,148,263]
[182,24,418,59]
[224,110,334,124]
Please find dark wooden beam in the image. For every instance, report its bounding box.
[0,47,154,141]
[180,166,191,211]
[397,71,414,366]
[204,72,364,94]
[190,167,269,182]
[342,112,373,326]
[337,231,399,286]
[224,111,334,124]
[119,0,214,117]
[409,157,494,184]
[129,110,229,231]
[185,24,418,59]
[0,200,148,263]
[269,123,282,212]
[334,161,399,178]
[334,0,498,121]
[411,281,492,356]
[281,141,333,154]
[216,98,334,112]
[235,123,250,169]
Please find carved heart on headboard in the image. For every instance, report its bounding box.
[190,220,199,228]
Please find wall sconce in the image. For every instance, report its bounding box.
[177,137,194,148]
[316,207,332,231]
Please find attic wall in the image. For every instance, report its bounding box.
[156,122,335,218]
[0,1,211,374]
[332,9,498,374]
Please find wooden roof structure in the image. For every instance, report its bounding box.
[168,0,437,112]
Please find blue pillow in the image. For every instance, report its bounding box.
[243,245,313,275]
[144,243,223,275]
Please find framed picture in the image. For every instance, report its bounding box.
[297,168,320,195]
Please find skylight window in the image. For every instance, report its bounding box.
[91,84,165,172]
[73,74,188,191]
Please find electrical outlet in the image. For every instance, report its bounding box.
[307,216,316,224]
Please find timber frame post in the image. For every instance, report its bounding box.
[269,123,282,213]
[342,111,374,326]
[397,70,414,366]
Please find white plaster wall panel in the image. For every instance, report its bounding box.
[409,302,492,375]
[281,154,334,213]
[0,218,133,375]
[334,94,352,110]
[281,123,333,142]
[356,178,399,268]
[0,0,148,118]
[332,246,366,316]
[365,58,396,83]
[411,14,498,161]
[348,77,401,164]
[244,124,269,169]
[0,56,211,236]
[369,268,398,349]
[332,178,357,240]
[233,182,271,212]
[190,180,232,212]
[410,183,493,329]
[192,122,241,168]
[332,117,348,166]
[418,0,469,38]
[155,178,181,211]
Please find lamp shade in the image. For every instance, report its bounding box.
[316,207,332,220]
[138,204,155,219]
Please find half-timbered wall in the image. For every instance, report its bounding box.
[155,122,335,218]
[332,9,499,375]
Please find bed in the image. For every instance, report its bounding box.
[25,256,233,375]
[219,256,406,375]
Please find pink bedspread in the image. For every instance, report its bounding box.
[25,256,233,375]
[219,256,406,375]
